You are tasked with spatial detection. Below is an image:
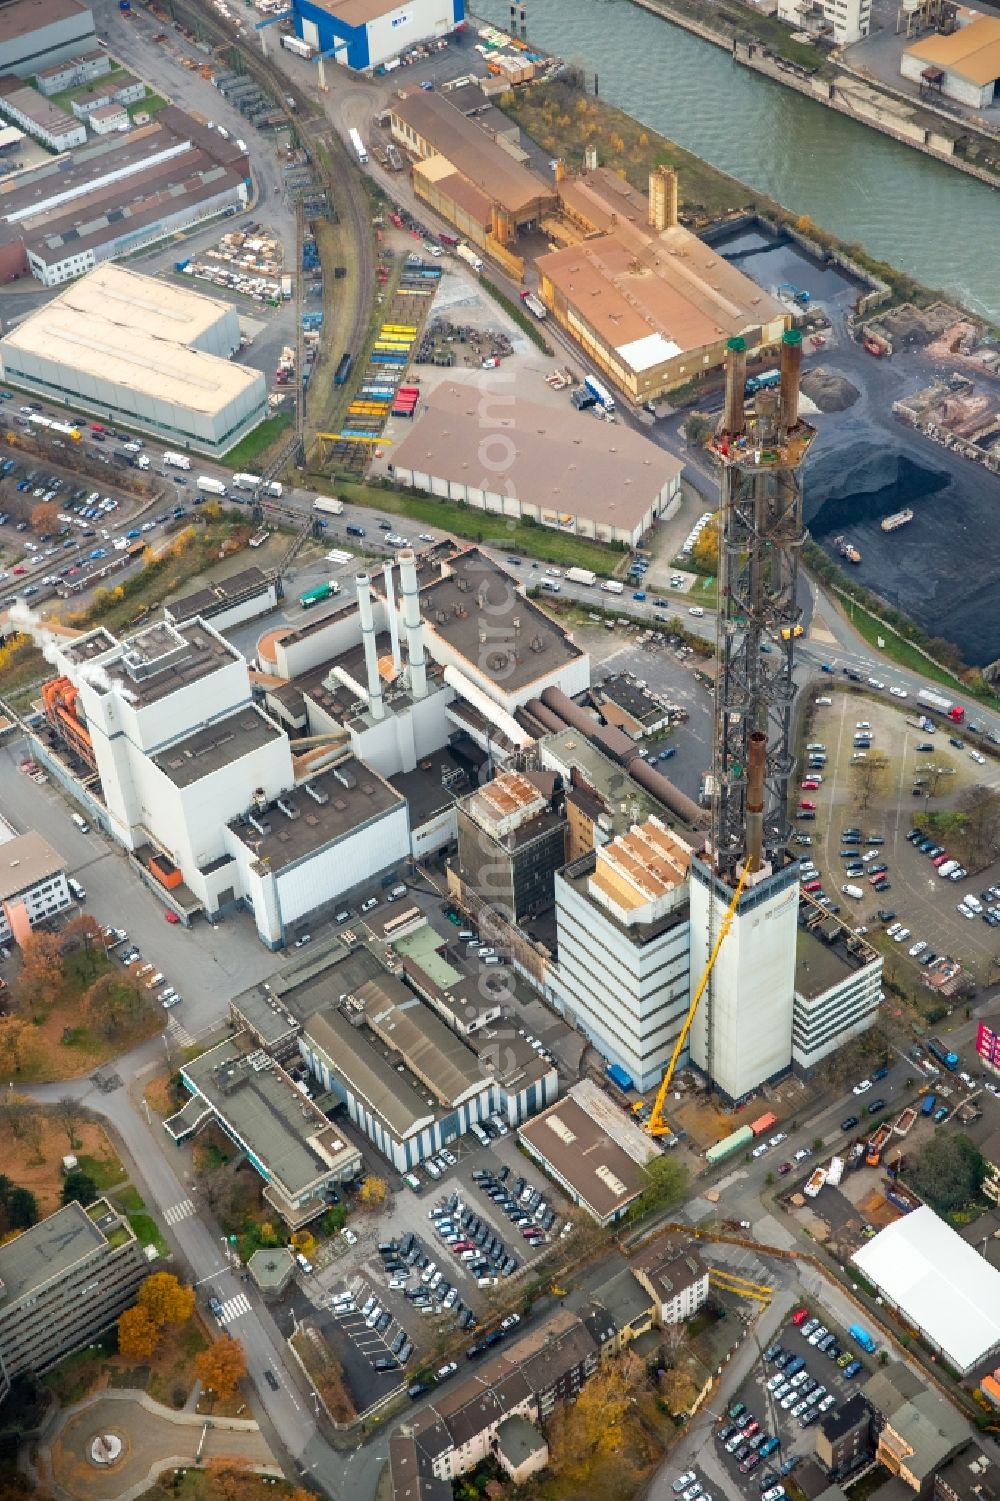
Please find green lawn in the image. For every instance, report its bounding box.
[113,1184,145,1214]
[129,1212,169,1257]
[77,1150,127,1191]
[44,63,131,115]
[224,411,294,471]
[841,595,1000,710]
[128,92,168,119]
[324,479,626,572]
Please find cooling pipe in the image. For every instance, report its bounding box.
[442,665,533,750]
[383,560,402,674]
[780,328,802,433]
[398,549,427,700]
[524,697,566,734]
[723,335,747,434]
[745,730,767,873]
[354,574,385,722]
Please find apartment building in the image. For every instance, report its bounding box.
[815,1394,875,1480]
[631,1238,710,1325]
[0,1198,146,1394]
[0,830,72,946]
[862,1364,970,1495]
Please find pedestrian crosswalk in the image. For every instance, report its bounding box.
[163,1198,195,1226]
[218,1293,252,1326]
[167,1016,194,1049]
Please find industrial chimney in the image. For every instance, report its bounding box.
[398,549,427,700]
[648,166,678,233]
[745,730,767,874]
[780,327,802,433]
[354,574,385,722]
[722,336,747,434]
[383,560,402,674]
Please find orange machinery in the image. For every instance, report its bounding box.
[42,677,96,770]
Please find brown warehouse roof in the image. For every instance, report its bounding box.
[392,90,555,217]
[0,0,90,44]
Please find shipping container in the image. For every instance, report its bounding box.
[606,1063,634,1093]
[705,1125,753,1166]
[749,1111,778,1137]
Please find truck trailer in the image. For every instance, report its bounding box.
[916,688,965,723]
[706,1125,753,1166]
[566,568,596,587]
[804,1167,828,1198]
[162,452,191,471]
[456,243,484,273]
[196,476,227,497]
[232,473,262,491]
[313,496,344,516]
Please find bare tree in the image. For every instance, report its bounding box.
[54,1095,86,1151]
[851,752,890,814]
[20,1108,45,1165]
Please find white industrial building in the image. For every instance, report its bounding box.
[388,381,684,549]
[688,856,800,1103]
[851,1205,1000,1375]
[777,0,870,45]
[552,819,694,1092]
[793,903,883,1071]
[0,831,72,945]
[0,265,265,455]
[901,16,1000,110]
[288,0,464,74]
[0,79,85,151]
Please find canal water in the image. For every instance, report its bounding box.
[473,0,1000,321]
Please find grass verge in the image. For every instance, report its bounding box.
[76,1150,128,1191]
[840,595,999,710]
[479,275,553,353]
[128,1212,169,1257]
[320,478,626,571]
[223,411,293,471]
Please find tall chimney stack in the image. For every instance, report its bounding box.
[648,166,678,233]
[780,327,802,433]
[383,560,402,674]
[398,548,427,700]
[723,336,747,434]
[745,731,767,874]
[355,574,385,721]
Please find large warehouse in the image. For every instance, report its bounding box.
[851,1205,1000,1374]
[0,0,96,79]
[0,264,266,454]
[289,0,464,73]
[901,16,1000,110]
[388,380,684,547]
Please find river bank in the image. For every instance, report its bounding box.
[621,0,1000,192]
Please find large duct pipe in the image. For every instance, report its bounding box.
[779,328,802,433]
[525,697,567,734]
[745,730,767,873]
[398,549,427,700]
[354,574,385,722]
[723,336,747,434]
[383,560,402,675]
[442,664,533,750]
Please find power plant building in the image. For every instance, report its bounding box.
[388,380,684,548]
[289,0,465,74]
[0,264,266,454]
[537,168,788,403]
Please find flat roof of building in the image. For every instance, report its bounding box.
[0,1199,108,1305]
[518,1094,647,1221]
[0,0,91,46]
[0,829,65,899]
[414,547,584,697]
[0,80,79,136]
[904,15,1000,85]
[597,673,670,730]
[540,726,670,835]
[392,90,554,218]
[0,262,261,416]
[153,706,285,789]
[852,1205,1000,1372]
[392,381,682,533]
[183,1036,356,1196]
[228,758,403,874]
[99,619,240,707]
[388,747,471,828]
[166,566,271,624]
[36,47,107,79]
[795,902,879,1000]
[230,984,301,1051]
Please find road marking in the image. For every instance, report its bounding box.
[164,1198,195,1225]
[219,1292,252,1325]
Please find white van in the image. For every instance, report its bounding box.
[67,876,86,901]
[841,884,864,900]
[70,812,91,833]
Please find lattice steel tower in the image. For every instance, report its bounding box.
[711,328,816,880]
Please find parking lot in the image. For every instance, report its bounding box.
[666,1306,875,1501]
[794,686,1000,970]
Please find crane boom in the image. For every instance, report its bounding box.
[645,860,751,1137]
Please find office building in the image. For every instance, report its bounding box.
[552,817,693,1091]
[862,1362,970,1493]
[538,168,788,403]
[0,1198,145,1394]
[815,1395,874,1480]
[456,770,566,922]
[165,1035,362,1228]
[290,0,464,74]
[388,381,684,548]
[631,1238,709,1325]
[0,109,250,288]
[0,0,97,80]
[0,265,265,452]
[688,856,800,1103]
[0,830,71,945]
[69,71,145,120]
[34,45,108,95]
[852,1207,1000,1376]
[776,0,870,45]
[794,899,883,1071]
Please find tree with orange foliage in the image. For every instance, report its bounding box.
[17,932,64,1006]
[117,1305,160,1361]
[194,1333,247,1401]
[65,913,105,975]
[0,1018,30,1076]
[30,502,60,534]
[137,1271,195,1328]
[356,1175,388,1211]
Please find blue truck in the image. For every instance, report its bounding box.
[920,1093,937,1116]
[927,1036,959,1070]
[848,1323,877,1354]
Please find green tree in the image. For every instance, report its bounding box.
[911,1134,985,1214]
[685,414,713,447]
[61,1170,98,1208]
[6,1187,37,1229]
[631,1153,688,1219]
